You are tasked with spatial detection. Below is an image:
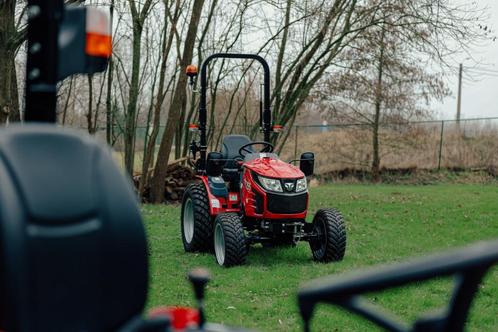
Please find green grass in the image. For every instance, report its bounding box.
[142,184,498,331]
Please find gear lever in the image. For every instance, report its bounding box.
[188,268,211,329]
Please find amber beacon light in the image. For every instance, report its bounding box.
[85,8,112,58]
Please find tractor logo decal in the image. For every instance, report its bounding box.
[284,182,295,192]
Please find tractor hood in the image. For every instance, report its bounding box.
[244,156,304,179]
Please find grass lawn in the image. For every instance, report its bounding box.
[142,184,498,331]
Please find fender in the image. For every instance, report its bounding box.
[197,176,241,216]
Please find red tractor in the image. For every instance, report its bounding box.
[181,53,346,267]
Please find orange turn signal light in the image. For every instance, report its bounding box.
[85,8,112,58]
[188,124,199,132]
[86,33,112,57]
[186,65,198,77]
[273,124,284,132]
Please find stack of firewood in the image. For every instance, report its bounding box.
[162,164,198,201]
[134,163,198,203]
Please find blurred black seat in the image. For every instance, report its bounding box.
[221,135,254,164]
[221,135,254,186]
[0,125,157,331]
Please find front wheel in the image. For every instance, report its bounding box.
[309,209,346,262]
[214,213,247,267]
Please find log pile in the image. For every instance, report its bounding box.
[134,164,198,203]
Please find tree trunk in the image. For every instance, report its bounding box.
[124,0,154,175]
[139,0,180,196]
[150,0,206,203]
[124,24,143,176]
[274,0,292,116]
[0,1,18,124]
[106,0,115,144]
[372,24,386,183]
[62,77,74,125]
[371,108,381,181]
[87,74,95,134]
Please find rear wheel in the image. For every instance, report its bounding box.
[310,209,346,262]
[181,183,212,252]
[214,213,247,267]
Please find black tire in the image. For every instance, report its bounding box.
[181,183,213,252]
[213,213,247,267]
[309,208,346,262]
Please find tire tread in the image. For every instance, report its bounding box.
[311,208,347,262]
[215,213,247,267]
[181,183,213,252]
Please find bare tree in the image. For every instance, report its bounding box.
[123,0,155,176]
[139,0,183,196]
[314,0,485,179]
[105,0,116,144]
[0,0,22,123]
[150,0,207,203]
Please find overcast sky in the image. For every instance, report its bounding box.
[435,0,498,120]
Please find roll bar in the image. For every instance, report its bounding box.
[197,53,272,172]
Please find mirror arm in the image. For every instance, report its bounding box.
[188,77,198,93]
[190,140,199,159]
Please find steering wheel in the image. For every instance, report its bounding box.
[238,141,274,157]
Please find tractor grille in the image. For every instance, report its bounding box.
[267,193,307,214]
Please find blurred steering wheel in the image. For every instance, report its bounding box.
[238,142,274,157]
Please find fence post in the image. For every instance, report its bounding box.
[438,120,445,170]
[294,125,299,161]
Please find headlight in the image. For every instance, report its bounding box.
[258,175,283,192]
[296,178,307,192]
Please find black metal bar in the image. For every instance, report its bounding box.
[259,83,263,129]
[198,53,272,172]
[25,0,64,122]
[298,240,498,331]
[444,269,489,332]
[299,240,498,303]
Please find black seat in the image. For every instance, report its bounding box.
[221,135,254,187]
[0,125,155,331]
[221,135,254,164]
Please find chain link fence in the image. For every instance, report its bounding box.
[280,118,498,174]
[94,117,498,174]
